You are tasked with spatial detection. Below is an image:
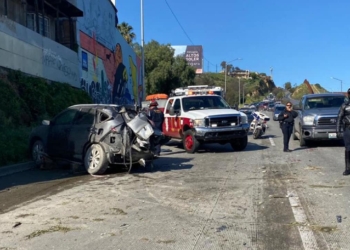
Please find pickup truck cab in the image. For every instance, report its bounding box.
[162,94,250,153]
[293,93,346,146]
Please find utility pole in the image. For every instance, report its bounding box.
[238,77,241,107]
[141,0,145,96]
[216,64,217,73]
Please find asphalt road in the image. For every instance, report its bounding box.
[1,114,349,250]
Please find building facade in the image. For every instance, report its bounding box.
[0,0,143,105]
[76,0,143,105]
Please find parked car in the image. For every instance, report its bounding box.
[293,93,346,146]
[273,104,286,120]
[29,104,162,175]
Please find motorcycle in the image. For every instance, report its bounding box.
[249,111,270,139]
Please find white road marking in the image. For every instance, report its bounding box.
[287,190,319,250]
[269,137,276,146]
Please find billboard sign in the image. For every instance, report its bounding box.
[172,45,203,74]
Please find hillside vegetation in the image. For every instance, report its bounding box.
[0,69,92,167]
[291,83,328,100]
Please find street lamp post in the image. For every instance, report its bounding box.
[238,77,241,107]
[141,0,145,96]
[331,77,343,92]
[224,58,242,93]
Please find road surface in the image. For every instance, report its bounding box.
[0,115,349,250]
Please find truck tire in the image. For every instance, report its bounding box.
[292,125,298,140]
[84,144,108,175]
[231,135,248,151]
[183,130,200,153]
[299,135,308,147]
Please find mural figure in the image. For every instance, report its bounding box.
[129,55,138,103]
[112,43,129,104]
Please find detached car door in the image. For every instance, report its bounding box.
[68,107,96,161]
[47,108,79,158]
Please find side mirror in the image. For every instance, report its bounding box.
[42,120,50,126]
[169,106,175,116]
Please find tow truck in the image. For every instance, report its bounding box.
[162,85,250,153]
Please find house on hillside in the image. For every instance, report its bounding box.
[0,0,83,87]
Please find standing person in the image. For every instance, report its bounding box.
[278,102,298,152]
[148,100,164,156]
[336,88,350,175]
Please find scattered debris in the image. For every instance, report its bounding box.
[337,215,342,223]
[216,225,227,232]
[15,214,35,219]
[25,225,75,239]
[111,208,127,215]
[156,239,176,244]
[13,222,21,228]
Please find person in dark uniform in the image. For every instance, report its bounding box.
[148,100,164,156]
[336,88,350,175]
[278,102,298,152]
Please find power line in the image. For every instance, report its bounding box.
[163,0,215,69]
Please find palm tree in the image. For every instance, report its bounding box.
[117,22,136,44]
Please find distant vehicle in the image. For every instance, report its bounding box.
[267,102,275,111]
[273,104,286,121]
[293,93,346,146]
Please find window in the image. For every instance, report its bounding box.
[74,108,95,125]
[173,99,181,111]
[26,13,49,36]
[54,109,78,125]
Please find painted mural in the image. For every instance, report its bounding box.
[76,0,143,105]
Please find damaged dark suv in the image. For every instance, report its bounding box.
[29,104,161,175]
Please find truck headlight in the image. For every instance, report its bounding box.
[303,115,315,125]
[240,115,248,124]
[192,119,205,127]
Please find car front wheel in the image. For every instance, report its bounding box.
[84,144,108,175]
[231,136,248,151]
[31,140,45,168]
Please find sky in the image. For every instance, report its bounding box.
[116,0,350,92]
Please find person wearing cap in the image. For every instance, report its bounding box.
[148,100,164,156]
[336,88,350,175]
[278,102,298,152]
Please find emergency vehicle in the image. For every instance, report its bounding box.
[141,93,168,112]
[162,85,249,153]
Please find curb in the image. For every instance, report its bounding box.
[0,161,36,177]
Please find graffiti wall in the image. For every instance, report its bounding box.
[76,0,143,105]
[0,15,79,87]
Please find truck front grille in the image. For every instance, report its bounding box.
[317,117,337,126]
[206,115,239,127]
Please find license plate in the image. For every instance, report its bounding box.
[328,133,337,138]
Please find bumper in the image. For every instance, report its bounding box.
[194,124,249,142]
[301,126,342,140]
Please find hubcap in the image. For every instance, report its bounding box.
[32,143,43,164]
[88,148,101,169]
[185,135,193,149]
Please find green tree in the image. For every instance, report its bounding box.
[220,61,226,70]
[285,82,292,90]
[117,22,136,44]
[144,40,196,94]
